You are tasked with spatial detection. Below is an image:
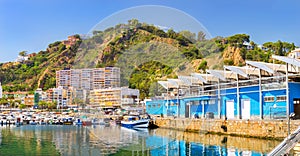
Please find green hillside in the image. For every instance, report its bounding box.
[0,36,81,92]
[0,19,297,99]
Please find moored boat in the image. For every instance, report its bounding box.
[73,118,82,125]
[82,120,92,126]
[121,115,150,128]
[29,120,37,125]
[82,118,92,126]
[62,117,74,125]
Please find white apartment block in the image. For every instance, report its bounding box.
[56,69,71,89]
[70,69,81,89]
[121,87,140,106]
[47,86,74,108]
[56,67,120,90]
[90,87,140,108]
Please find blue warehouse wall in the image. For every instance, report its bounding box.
[221,87,238,117]
[184,97,205,117]
[167,99,179,116]
[190,104,202,116]
[182,96,218,117]
[221,88,238,117]
[240,92,259,116]
[289,82,300,113]
[205,99,218,115]
[262,89,286,118]
[146,82,300,120]
[146,100,165,115]
[179,99,185,117]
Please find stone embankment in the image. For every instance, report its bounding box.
[153,118,300,139]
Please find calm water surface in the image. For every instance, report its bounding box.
[0,125,280,156]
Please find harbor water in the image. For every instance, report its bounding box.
[0,125,280,156]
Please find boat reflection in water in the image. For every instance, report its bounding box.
[0,125,280,156]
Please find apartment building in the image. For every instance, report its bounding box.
[46,86,74,108]
[56,67,120,90]
[90,88,121,108]
[23,94,34,107]
[121,87,140,107]
[90,87,140,108]
[56,69,71,89]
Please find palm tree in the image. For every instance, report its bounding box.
[47,101,57,111]
[73,98,83,109]
[19,104,26,110]
[38,101,47,110]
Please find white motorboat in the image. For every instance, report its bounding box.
[121,115,150,128]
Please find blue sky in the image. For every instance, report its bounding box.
[1,0,300,63]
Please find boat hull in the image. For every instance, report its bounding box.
[82,121,92,126]
[121,120,149,128]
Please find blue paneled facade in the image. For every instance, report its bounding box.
[146,82,300,119]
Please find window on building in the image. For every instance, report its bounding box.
[264,96,275,102]
[202,100,208,105]
[276,96,286,102]
[148,105,151,108]
[193,101,200,105]
[294,99,300,105]
[209,99,215,105]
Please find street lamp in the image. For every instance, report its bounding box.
[288,112,295,136]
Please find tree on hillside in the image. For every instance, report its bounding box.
[282,42,296,53]
[227,34,250,47]
[197,31,206,42]
[291,43,296,50]
[263,42,276,52]
[250,41,256,47]
[198,60,208,73]
[246,47,271,62]
[92,30,103,36]
[19,51,27,56]
[263,41,295,56]
[167,29,177,39]
[276,40,284,56]
[128,19,141,28]
[179,30,196,43]
[74,34,81,39]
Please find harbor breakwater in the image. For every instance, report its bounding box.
[153,118,300,139]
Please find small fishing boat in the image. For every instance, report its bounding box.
[62,117,74,125]
[73,118,82,125]
[29,120,37,125]
[121,115,150,128]
[82,120,92,126]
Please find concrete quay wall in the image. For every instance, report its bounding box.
[153,118,300,139]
